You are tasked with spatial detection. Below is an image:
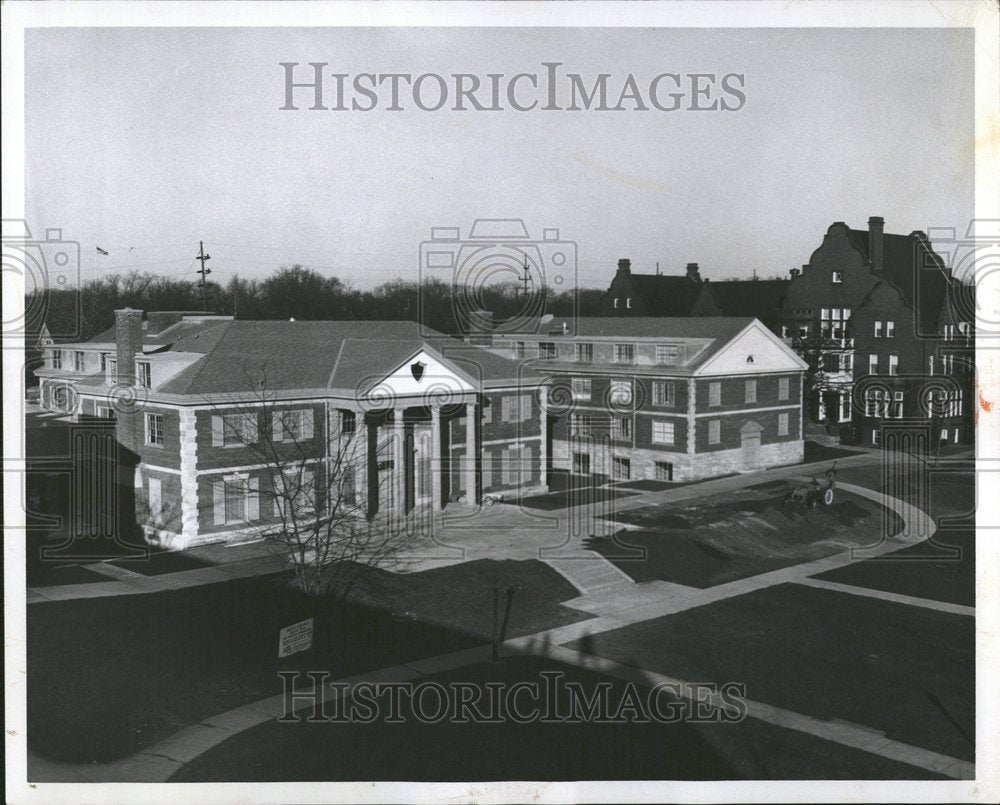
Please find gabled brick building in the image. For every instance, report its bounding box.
[36,311,545,549]
[491,317,807,483]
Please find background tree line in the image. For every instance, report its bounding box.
[27,265,606,344]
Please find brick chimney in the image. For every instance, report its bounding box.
[115,308,143,386]
[617,258,631,275]
[868,216,885,273]
[686,262,701,282]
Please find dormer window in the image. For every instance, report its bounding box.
[614,343,635,364]
[136,361,152,389]
[626,298,632,309]
[106,358,118,385]
[655,344,679,365]
[613,297,619,309]
[832,271,843,284]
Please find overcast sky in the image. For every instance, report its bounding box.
[25,26,973,292]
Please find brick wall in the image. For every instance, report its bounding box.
[694,374,800,413]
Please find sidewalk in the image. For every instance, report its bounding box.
[24,444,924,604]
[26,477,972,783]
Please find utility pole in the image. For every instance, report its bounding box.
[196,241,212,311]
[520,255,531,299]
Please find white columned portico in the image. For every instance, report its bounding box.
[430,406,443,511]
[465,401,477,504]
[538,386,547,490]
[393,408,405,514]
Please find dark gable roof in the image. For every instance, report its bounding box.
[546,316,755,340]
[156,320,532,396]
[628,275,702,315]
[846,228,951,330]
[535,316,760,372]
[87,313,231,346]
[702,279,789,318]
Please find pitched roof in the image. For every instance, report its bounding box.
[627,275,703,315]
[153,320,533,396]
[845,228,951,330]
[86,313,231,346]
[543,315,755,340]
[701,279,789,318]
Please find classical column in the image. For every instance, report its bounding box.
[465,401,477,504]
[365,414,378,519]
[538,386,548,489]
[393,408,406,514]
[430,406,443,511]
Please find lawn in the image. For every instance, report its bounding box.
[585,482,900,588]
[27,558,589,763]
[566,583,974,762]
[813,465,975,606]
[171,655,945,782]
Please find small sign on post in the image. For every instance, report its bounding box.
[278,617,314,658]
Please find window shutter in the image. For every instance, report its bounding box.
[245,414,259,444]
[212,416,224,447]
[302,409,314,439]
[524,444,534,480]
[482,450,492,488]
[271,472,282,517]
[247,477,260,521]
[521,394,532,422]
[272,412,284,442]
[213,481,226,524]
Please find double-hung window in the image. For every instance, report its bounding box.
[655,344,679,365]
[613,417,632,440]
[215,412,259,446]
[575,343,594,362]
[145,412,164,446]
[136,361,152,389]
[614,343,634,364]
[652,381,675,407]
[571,378,591,401]
[652,420,675,445]
[272,409,314,442]
[609,380,633,407]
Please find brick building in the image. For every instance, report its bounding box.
[36,311,545,549]
[596,216,974,445]
[778,217,972,444]
[490,317,807,484]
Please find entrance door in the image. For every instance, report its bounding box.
[740,421,763,469]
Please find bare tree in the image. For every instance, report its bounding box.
[210,371,407,597]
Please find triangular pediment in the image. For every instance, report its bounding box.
[696,321,808,375]
[365,348,476,402]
